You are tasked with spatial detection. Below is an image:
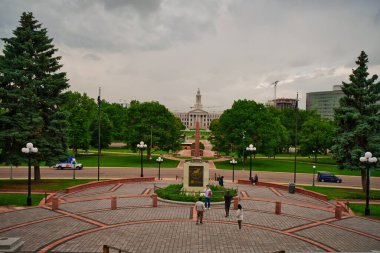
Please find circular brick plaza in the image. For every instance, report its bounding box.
[0,179,379,252]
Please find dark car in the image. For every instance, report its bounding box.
[317,172,342,183]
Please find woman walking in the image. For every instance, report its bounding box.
[236,204,243,229]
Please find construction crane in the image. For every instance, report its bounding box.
[271,81,280,101]
[190,106,221,109]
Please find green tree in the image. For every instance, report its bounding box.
[0,12,69,180]
[332,51,380,190]
[90,111,113,150]
[299,117,335,155]
[101,102,128,141]
[62,92,97,155]
[212,100,288,158]
[125,101,182,158]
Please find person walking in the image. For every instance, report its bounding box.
[219,176,224,186]
[204,185,212,210]
[224,191,233,217]
[236,204,243,229]
[195,197,205,225]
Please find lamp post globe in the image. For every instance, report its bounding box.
[360,152,377,216]
[137,141,147,177]
[230,158,237,182]
[246,144,256,180]
[21,142,38,206]
[156,156,164,180]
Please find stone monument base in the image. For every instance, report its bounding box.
[183,158,209,192]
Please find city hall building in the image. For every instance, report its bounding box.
[174,89,221,130]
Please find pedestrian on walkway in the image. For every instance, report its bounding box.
[219,176,224,186]
[204,185,212,209]
[224,191,233,217]
[236,204,243,229]
[195,197,205,225]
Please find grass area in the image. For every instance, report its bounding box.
[0,193,45,206]
[301,186,380,200]
[74,154,179,168]
[348,203,380,218]
[0,179,95,191]
[155,184,237,203]
[214,158,380,177]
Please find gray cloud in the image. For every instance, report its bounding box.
[0,0,379,110]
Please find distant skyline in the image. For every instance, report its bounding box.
[1,0,379,111]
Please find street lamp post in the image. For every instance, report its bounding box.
[230,158,237,182]
[312,150,317,187]
[156,156,163,180]
[359,152,377,216]
[137,141,147,177]
[242,131,245,170]
[72,158,76,180]
[246,144,256,180]
[21,143,38,206]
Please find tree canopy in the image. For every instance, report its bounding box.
[0,12,69,174]
[332,51,380,179]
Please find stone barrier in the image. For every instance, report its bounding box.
[275,201,281,215]
[52,197,59,211]
[152,193,158,207]
[111,196,117,210]
[233,196,239,210]
[335,205,342,219]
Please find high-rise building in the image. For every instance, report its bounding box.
[174,89,221,130]
[306,85,344,120]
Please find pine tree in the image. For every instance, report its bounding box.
[0,12,69,180]
[332,51,380,190]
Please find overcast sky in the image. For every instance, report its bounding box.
[1,0,379,111]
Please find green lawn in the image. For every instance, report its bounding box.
[155,184,237,203]
[348,203,380,218]
[214,158,380,177]
[0,179,95,191]
[0,193,45,206]
[301,186,380,200]
[75,154,179,168]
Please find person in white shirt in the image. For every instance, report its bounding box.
[195,197,205,224]
[236,204,243,229]
[204,185,212,209]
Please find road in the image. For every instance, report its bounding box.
[1,166,379,189]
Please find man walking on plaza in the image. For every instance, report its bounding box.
[224,191,233,217]
[204,185,212,209]
[195,197,205,224]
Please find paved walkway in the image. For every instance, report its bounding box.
[1,180,379,252]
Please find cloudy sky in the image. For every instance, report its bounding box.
[1,0,379,111]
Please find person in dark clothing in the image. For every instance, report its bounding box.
[219,176,224,186]
[224,191,233,217]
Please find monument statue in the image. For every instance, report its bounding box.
[183,118,210,192]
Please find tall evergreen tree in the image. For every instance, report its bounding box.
[332,51,380,190]
[0,12,69,180]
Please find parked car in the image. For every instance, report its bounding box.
[317,171,342,183]
[54,158,83,170]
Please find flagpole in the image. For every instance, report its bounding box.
[97,87,101,181]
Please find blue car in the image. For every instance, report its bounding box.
[317,172,342,183]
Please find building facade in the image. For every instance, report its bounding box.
[267,98,298,109]
[174,89,221,130]
[306,85,344,120]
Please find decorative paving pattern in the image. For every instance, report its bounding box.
[294,224,380,252]
[0,207,61,230]
[331,216,380,237]
[282,204,334,220]
[0,217,96,252]
[1,180,379,253]
[52,222,324,253]
[81,206,190,225]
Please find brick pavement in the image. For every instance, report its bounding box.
[1,179,379,252]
